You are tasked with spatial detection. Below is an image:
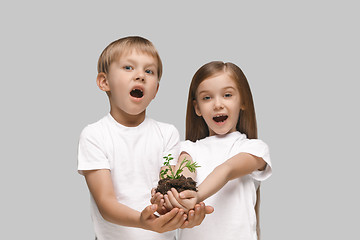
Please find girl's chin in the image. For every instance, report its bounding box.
[209,127,237,136]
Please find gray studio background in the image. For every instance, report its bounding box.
[1,1,359,239]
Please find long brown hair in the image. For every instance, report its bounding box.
[185,61,262,238]
[186,61,257,140]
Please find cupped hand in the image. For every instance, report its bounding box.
[164,188,198,213]
[140,204,187,233]
[180,202,214,229]
[150,188,168,215]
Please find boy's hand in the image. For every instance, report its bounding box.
[164,188,198,213]
[150,188,168,215]
[180,202,214,229]
[140,204,187,233]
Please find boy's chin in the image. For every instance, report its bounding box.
[125,108,147,116]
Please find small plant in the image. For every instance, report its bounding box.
[160,154,200,179]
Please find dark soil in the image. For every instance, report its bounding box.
[155,175,197,195]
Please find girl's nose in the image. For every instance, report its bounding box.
[214,97,224,109]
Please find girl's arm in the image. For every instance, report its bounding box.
[83,169,186,232]
[196,152,266,202]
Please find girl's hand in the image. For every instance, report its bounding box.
[150,188,168,215]
[164,188,198,213]
[180,202,214,229]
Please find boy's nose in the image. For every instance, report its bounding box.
[135,71,145,82]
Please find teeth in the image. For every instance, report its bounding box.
[130,88,144,98]
[213,115,228,122]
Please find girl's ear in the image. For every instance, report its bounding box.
[96,72,110,92]
[193,100,202,116]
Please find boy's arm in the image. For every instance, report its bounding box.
[196,152,266,202]
[84,169,187,232]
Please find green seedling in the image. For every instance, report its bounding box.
[160,154,200,179]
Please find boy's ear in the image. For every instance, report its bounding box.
[193,100,202,116]
[152,82,160,99]
[96,73,110,92]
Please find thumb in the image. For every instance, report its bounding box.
[204,205,214,214]
[141,204,157,219]
[151,188,155,196]
[179,190,196,199]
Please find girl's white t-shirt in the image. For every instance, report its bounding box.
[78,114,180,240]
[178,131,272,240]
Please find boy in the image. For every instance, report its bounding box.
[78,36,212,240]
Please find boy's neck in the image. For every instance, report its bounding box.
[110,108,146,127]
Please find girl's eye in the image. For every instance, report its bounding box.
[203,96,211,100]
[145,69,154,74]
[224,93,232,98]
[124,66,133,70]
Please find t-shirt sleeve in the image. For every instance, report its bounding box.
[77,125,110,175]
[238,139,272,181]
[179,140,196,159]
[162,124,181,166]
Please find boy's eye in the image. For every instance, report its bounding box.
[124,66,133,70]
[224,93,232,98]
[145,69,154,74]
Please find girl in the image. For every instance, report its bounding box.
[162,61,272,240]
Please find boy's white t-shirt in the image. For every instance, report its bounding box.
[78,114,180,240]
[178,131,272,240]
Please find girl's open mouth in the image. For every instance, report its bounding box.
[130,88,144,98]
[213,115,228,123]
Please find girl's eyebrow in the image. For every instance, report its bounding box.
[198,86,236,95]
[223,86,236,91]
[197,90,210,96]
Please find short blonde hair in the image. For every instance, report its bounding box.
[97,36,163,80]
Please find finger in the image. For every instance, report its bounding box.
[190,203,204,227]
[161,208,187,230]
[157,208,179,225]
[141,204,158,220]
[181,209,195,229]
[179,190,197,199]
[164,194,174,210]
[154,193,163,205]
[188,209,195,222]
[200,202,214,214]
[170,188,180,200]
[205,205,214,214]
[167,191,184,209]
[150,191,157,204]
[180,219,189,229]
[151,188,156,197]
[171,189,191,210]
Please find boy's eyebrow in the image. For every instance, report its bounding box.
[121,57,157,68]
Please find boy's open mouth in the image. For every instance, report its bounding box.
[130,88,144,98]
[213,115,228,122]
